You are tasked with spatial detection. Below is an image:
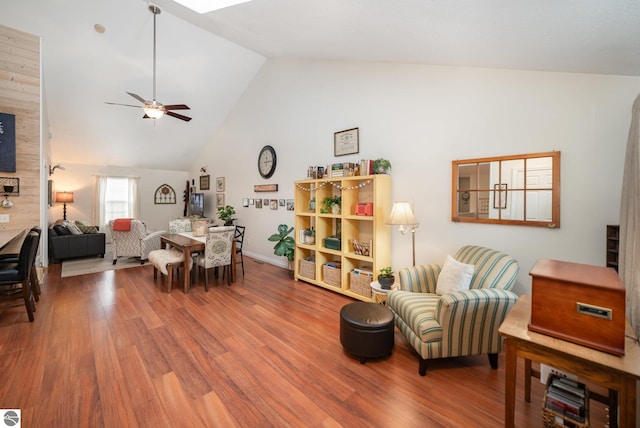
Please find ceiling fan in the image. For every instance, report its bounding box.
[106,5,191,122]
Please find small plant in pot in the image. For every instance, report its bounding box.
[373,158,391,174]
[378,266,395,289]
[217,205,236,226]
[320,195,341,214]
[304,227,315,244]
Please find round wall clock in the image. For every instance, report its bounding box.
[258,145,277,179]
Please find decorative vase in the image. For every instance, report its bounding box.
[304,235,315,245]
[378,276,394,289]
[332,204,341,215]
[309,199,316,211]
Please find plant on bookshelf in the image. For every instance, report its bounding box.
[320,196,341,214]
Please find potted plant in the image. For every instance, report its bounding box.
[268,224,296,272]
[378,266,395,289]
[217,205,236,225]
[373,158,391,174]
[304,227,316,244]
[320,195,341,214]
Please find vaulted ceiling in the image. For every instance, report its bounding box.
[3,0,640,171]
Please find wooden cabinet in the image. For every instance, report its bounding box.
[294,175,390,301]
[606,224,620,272]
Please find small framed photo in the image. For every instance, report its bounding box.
[263,198,269,206]
[270,199,278,210]
[216,177,225,192]
[278,199,285,206]
[255,199,262,208]
[286,199,294,210]
[334,127,359,157]
[216,193,225,208]
[249,198,254,205]
[493,184,507,209]
[200,175,210,190]
[242,198,249,207]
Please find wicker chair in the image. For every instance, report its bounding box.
[388,245,519,375]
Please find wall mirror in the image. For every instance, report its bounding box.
[452,151,560,228]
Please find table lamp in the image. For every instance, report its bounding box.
[387,201,419,266]
[55,191,74,221]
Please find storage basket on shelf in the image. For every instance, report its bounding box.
[349,271,372,298]
[322,263,341,287]
[542,374,589,428]
[299,259,315,280]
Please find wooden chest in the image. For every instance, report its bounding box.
[529,259,625,356]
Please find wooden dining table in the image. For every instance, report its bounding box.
[160,232,236,293]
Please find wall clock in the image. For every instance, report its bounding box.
[258,145,277,179]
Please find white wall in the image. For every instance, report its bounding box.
[48,163,188,233]
[191,59,640,295]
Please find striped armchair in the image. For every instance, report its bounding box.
[387,245,519,376]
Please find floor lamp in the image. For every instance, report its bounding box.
[55,191,74,221]
[387,201,419,266]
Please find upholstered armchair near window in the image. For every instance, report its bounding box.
[108,219,166,265]
[387,245,519,376]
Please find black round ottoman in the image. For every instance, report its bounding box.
[340,302,394,364]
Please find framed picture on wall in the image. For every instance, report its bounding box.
[200,175,210,190]
[334,127,359,156]
[216,193,225,208]
[216,177,225,192]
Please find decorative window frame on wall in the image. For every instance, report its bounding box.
[154,184,177,204]
[452,151,560,228]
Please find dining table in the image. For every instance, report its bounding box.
[0,229,28,255]
[160,231,236,293]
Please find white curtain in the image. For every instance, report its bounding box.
[620,94,640,339]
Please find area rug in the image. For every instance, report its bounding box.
[60,245,145,278]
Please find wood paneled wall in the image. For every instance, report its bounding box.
[0,25,41,231]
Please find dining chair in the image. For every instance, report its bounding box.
[197,226,235,291]
[0,230,40,322]
[234,225,246,276]
[0,227,42,300]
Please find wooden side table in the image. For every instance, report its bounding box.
[369,281,398,304]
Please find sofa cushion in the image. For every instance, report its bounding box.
[76,224,99,234]
[436,255,474,295]
[53,224,71,236]
[65,222,83,235]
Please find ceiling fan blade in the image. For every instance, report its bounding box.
[166,111,192,122]
[127,92,147,104]
[163,104,190,111]
[105,102,143,108]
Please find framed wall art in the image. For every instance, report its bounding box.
[334,127,359,157]
[200,175,210,190]
[0,112,16,172]
[216,177,225,192]
[216,193,225,208]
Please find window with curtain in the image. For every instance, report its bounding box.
[93,175,139,229]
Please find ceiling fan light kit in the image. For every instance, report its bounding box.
[105,5,192,122]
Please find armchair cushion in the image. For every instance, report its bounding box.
[435,255,474,295]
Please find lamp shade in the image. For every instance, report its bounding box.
[55,191,74,204]
[387,201,418,227]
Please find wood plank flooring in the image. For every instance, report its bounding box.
[0,257,610,427]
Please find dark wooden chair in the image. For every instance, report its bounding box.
[234,225,246,276]
[0,230,40,321]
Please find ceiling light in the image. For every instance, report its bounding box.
[173,0,254,14]
[143,104,165,119]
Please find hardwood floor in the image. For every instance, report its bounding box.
[0,257,610,427]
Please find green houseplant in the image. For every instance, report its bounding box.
[378,266,395,289]
[320,195,342,214]
[268,224,296,271]
[373,158,391,174]
[303,227,315,244]
[217,205,236,226]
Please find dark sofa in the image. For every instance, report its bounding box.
[48,224,106,263]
